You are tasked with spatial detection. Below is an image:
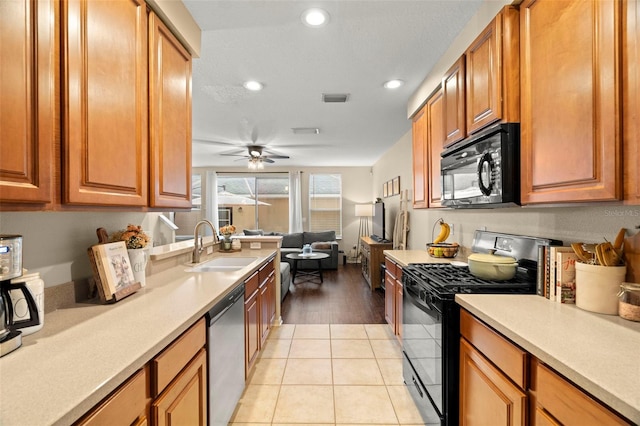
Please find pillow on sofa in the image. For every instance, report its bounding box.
[282,232,303,248]
[303,231,336,245]
[311,241,332,250]
[243,229,264,236]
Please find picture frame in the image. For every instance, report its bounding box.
[383,182,389,198]
[392,176,400,195]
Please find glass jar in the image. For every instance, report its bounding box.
[618,282,640,322]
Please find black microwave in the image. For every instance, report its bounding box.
[441,123,520,208]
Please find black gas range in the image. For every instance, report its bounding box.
[401,231,561,426]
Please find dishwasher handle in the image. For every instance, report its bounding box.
[208,283,245,324]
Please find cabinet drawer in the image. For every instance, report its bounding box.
[259,257,275,284]
[460,309,527,388]
[152,318,205,396]
[535,362,630,426]
[385,258,397,277]
[76,367,149,426]
[245,270,260,298]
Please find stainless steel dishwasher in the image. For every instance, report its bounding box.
[207,282,245,426]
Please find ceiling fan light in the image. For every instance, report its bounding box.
[250,149,261,157]
[383,79,404,89]
[302,8,329,27]
[243,80,263,91]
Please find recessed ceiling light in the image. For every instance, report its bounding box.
[301,8,330,27]
[243,80,263,91]
[383,79,404,89]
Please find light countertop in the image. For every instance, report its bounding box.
[0,249,277,426]
[456,294,640,423]
[383,249,460,267]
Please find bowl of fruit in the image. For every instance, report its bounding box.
[427,243,460,258]
[427,219,459,258]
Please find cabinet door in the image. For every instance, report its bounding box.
[427,87,445,208]
[459,338,526,426]
[443,56,466,146]
[152,349,207,426]
[534,362,630,426]
[384,270,395,329]
[63,0,148,206]
[77,367,150,426]
[148,13,192,209]
[465,15,501,133]
[0,0,55,204]
[245,289,259,377]
[412,105,429,209]
[520,0,621,203]
[394,270,403,339]
[259,280,270,346]
[623,0,639,204]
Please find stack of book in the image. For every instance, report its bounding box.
[537,245,579,303]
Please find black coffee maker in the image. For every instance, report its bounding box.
[0,235,25,357]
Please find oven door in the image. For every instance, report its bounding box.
[402,281,444,417]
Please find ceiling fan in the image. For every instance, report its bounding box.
[220,145,290,168]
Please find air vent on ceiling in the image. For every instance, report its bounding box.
[291,127,320,135]
[322,93,349,103]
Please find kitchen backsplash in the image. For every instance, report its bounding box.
[1,206,638,289]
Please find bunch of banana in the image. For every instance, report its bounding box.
[433,220,451,244]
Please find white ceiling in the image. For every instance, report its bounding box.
[183,0,484,168]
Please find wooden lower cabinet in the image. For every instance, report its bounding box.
[152,349,207,426]
[384,257,402,340]
[77,319,207,426]
[245,287,260,377]
[459,338,527,426]
[461,309,632,426]
[75,367,151,426]
[361,237,393,290]
[530,359,630,426]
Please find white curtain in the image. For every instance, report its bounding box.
[206,171,219,235]
[289,171,303,233]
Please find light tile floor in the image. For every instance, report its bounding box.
[230,324,427,425]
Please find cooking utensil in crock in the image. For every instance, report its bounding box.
[571,243,592,264]
[467,251,518,281]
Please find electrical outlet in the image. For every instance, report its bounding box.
[449,224,454,236]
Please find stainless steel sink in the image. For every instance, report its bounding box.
[186,256,258,273]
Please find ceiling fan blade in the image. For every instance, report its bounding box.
[263,158,275,163]
[219,152,247,157]
[263,155,289,159]
[193,138,238,146]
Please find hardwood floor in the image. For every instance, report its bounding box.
[281,263,386,324]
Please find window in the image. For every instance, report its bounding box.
[216,174,289,233]
[309,174,342,238]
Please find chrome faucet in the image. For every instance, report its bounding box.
[193,219,218,263]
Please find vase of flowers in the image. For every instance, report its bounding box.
[219,224,236,250]
[110,225,151,286]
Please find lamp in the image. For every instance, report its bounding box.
[355,204,373,261]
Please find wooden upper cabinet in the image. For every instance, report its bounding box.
[520,0,621,204]
[149,13,192,209]
[412,105,428,209]
[63,0,148,206]
[465,6,519,134]
[0,0,55,204]
[623,0,639,205]
[443,56,466,146]
[427,87,445,208]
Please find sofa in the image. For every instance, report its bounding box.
[243,229,339,271]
